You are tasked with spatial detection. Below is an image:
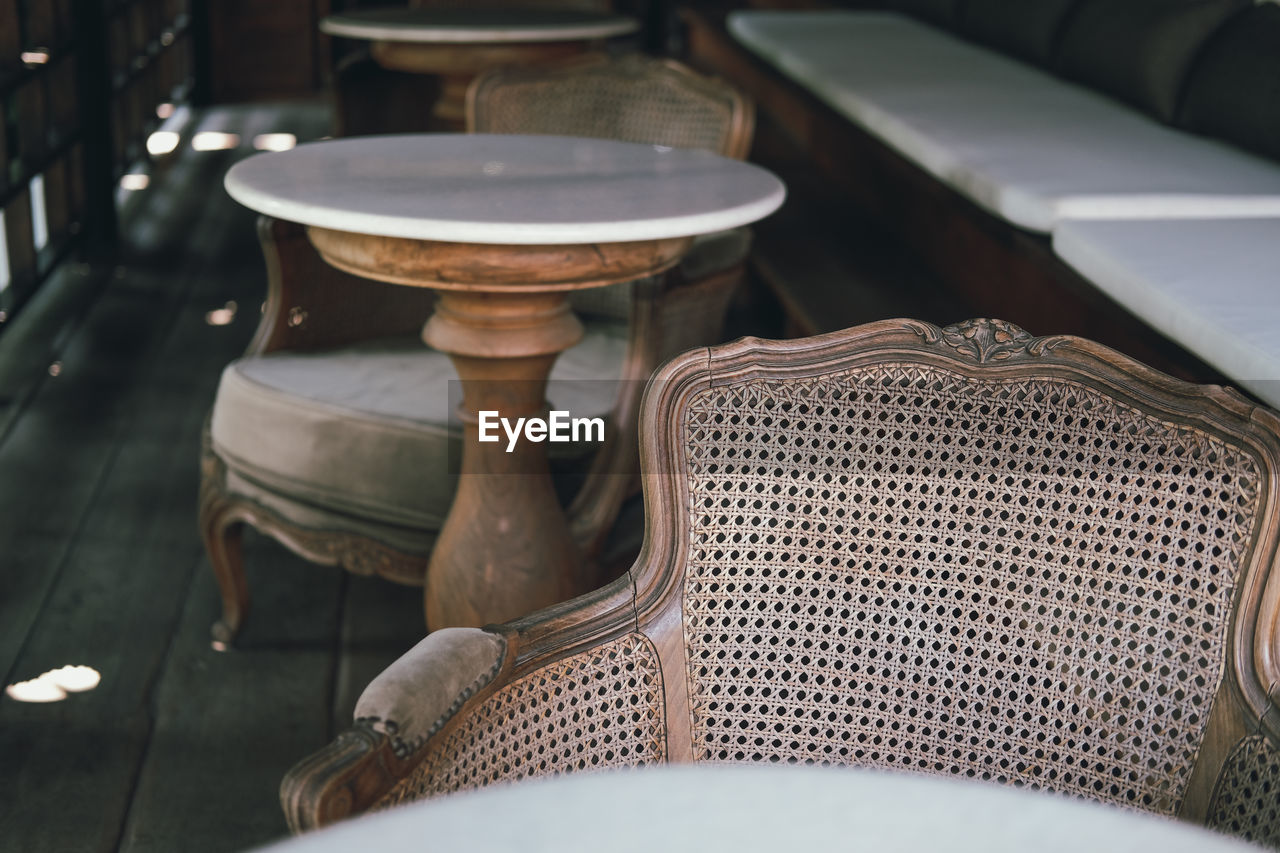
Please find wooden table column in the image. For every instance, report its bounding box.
[306,227,692,629]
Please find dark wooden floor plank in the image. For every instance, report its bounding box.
[117,539,345,853]
[0,541,203,853]
[0,102,336,853]
[109,101,350,853]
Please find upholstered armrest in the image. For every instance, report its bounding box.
[280,628,507,833]
[354,628,507,759]
[247,217,436,357]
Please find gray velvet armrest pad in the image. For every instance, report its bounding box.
[355,628,507,758]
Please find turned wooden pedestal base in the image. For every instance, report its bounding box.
[308,227,691,629]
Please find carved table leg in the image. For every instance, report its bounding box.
[422,289,584,629]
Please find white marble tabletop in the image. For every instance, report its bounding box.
[319,8,638,44]
[224,134,786,245]
[256,765,1253,853]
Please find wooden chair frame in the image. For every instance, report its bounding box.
[282,318,1280,842]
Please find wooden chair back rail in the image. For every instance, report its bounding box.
[249,217,437,356]
[282,319,1280,849]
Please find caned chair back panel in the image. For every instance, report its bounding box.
[468,54,755,161]
[467,54,753,322]
[633,319,1280,819]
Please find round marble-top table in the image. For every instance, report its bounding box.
[224,133,785,630]
[320,8,639,130]
[258,765,1254,853]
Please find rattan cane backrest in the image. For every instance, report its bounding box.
[632,319,1280,820]
[468,53,754,160]
[468,54,753,323]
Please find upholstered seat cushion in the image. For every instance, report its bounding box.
[210,323,628,530]
[1052,217,1280,407]
[728,11,1280,233]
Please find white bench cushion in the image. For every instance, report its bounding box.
[210,324,626,529]
[1052,218,1280,407]
[729,11,1280,233]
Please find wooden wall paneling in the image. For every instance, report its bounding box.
[0,1,20,75]
[0,103,9,196]
[111,98,127,176]
[0,0,192,325]
[124,80,142,165]
[158,40,174,95]
[54,0,74,43]
[25,0,57,48]
[42,155,70,248]
[15,78,47,171]
[129,1,148,58]
[139,67,155,131]
[109,10,129,82]
[206,0,331,103]
[50,55,78,141]
[4,185,36,298]
[67,141,84,221]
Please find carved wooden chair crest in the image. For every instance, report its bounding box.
[199,55,755,644]
[282,318,1280,848]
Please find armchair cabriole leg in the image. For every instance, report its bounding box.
[200,454,251,649]
[203,512,249,649]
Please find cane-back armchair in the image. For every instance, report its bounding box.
[200,55,756,645]
[282,318,1280,848]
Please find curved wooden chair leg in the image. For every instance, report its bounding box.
[203,507,250,650]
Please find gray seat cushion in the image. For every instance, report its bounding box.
[210,323,627,530]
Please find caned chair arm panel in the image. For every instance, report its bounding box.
[280,629,507,833]
[354,628,508,760]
